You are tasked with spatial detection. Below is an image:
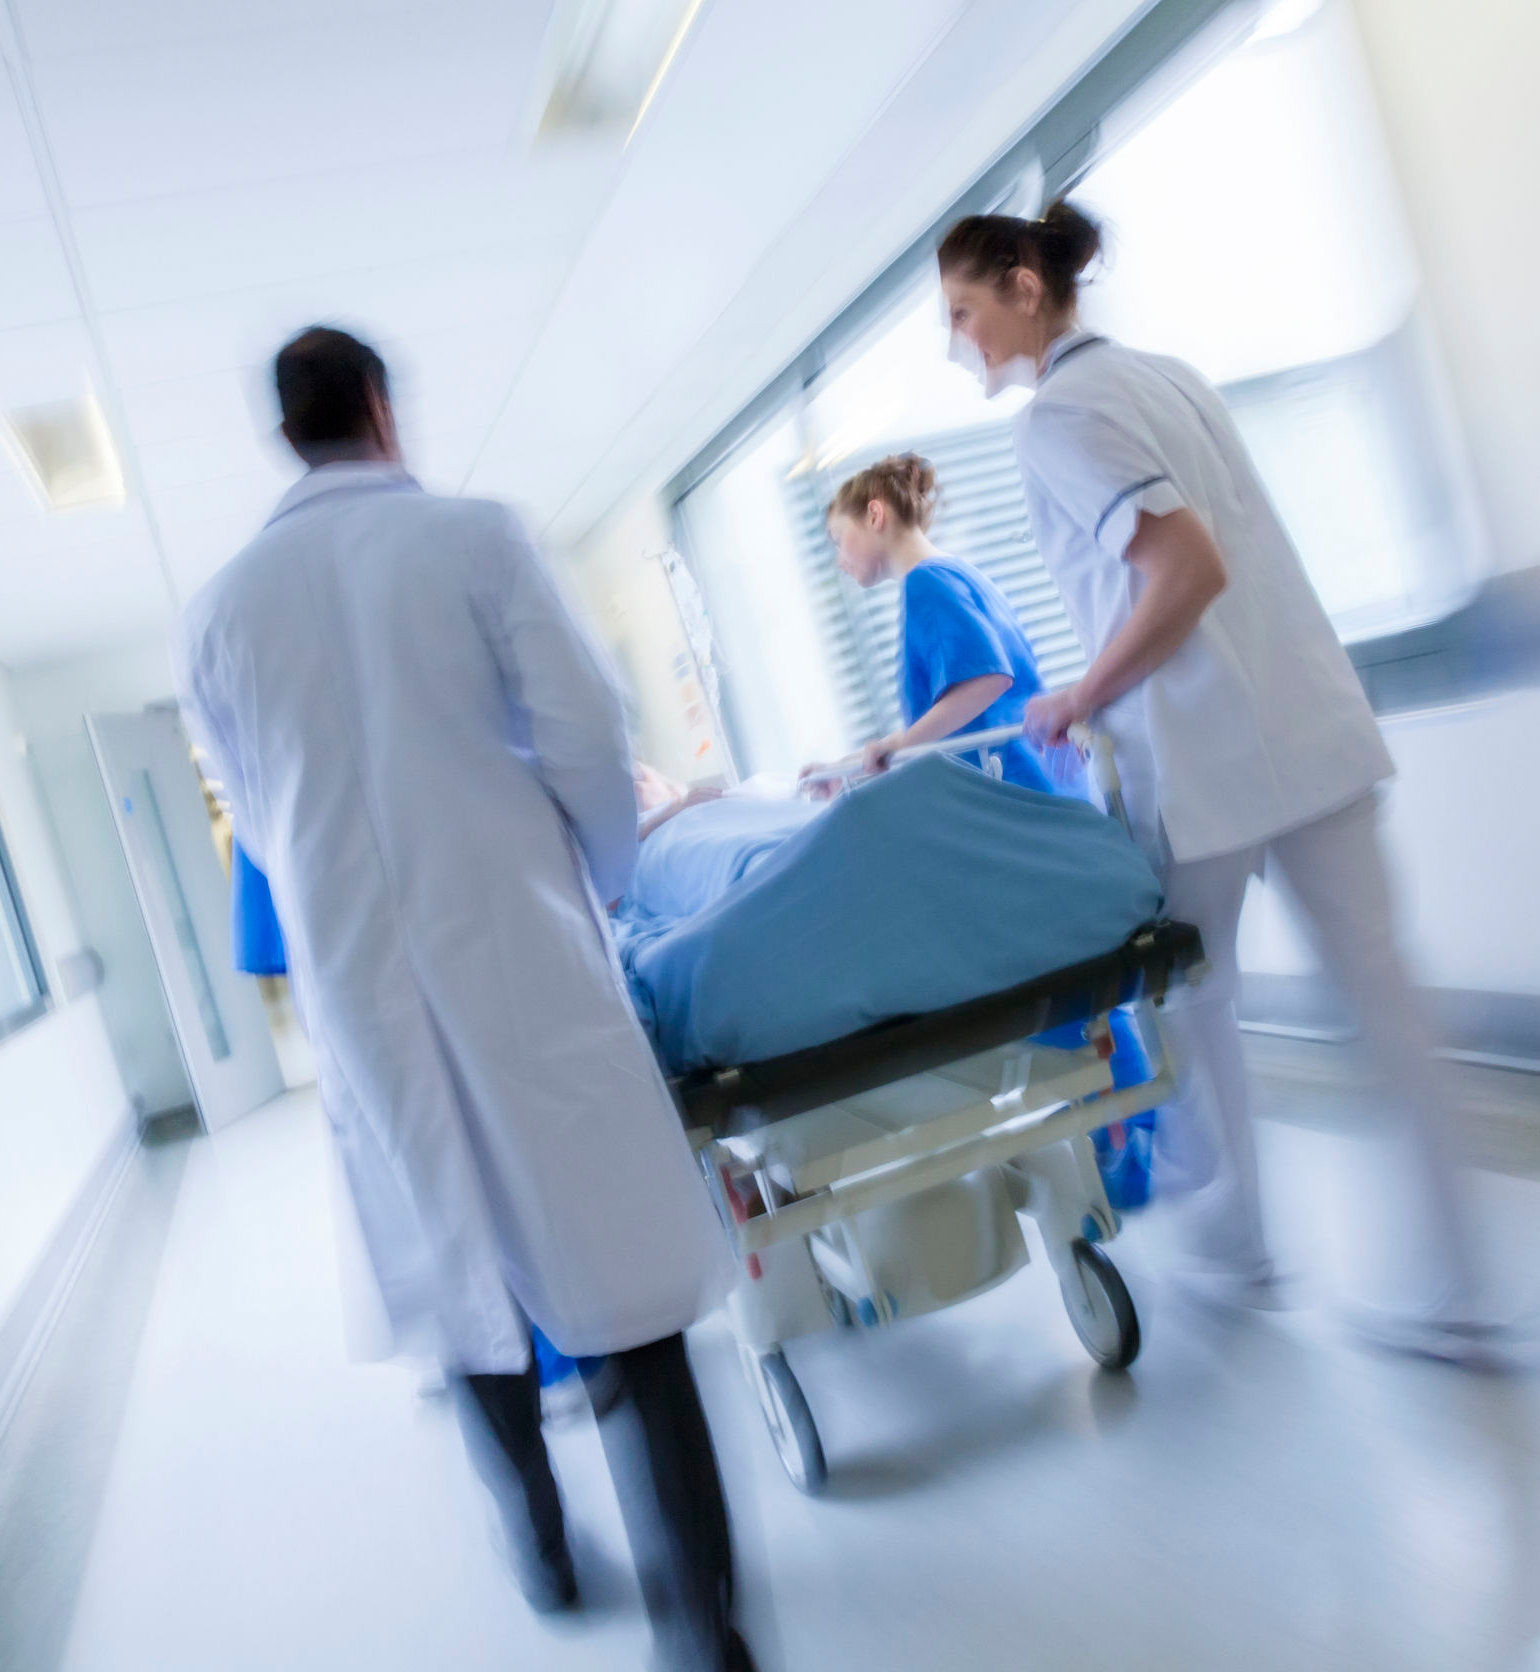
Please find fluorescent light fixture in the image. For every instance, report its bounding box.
[1249,0,1327,43]
[533,0,711,143]
[3,392,125,511]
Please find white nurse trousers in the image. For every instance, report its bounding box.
[1153,791,1477,1319]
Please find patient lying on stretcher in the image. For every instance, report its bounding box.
[634,762,723,842]
[615,757,1161,1205]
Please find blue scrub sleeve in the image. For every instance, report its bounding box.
[906,567,1014,710]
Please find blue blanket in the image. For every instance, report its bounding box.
[615,756,1163,1074]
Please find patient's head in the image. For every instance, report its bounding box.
[826,453,937,586]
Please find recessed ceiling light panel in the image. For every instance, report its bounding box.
[3,392,125,511]
[533,0,710,142]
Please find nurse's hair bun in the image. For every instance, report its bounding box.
[937,199,1102,308]
[828,453,938,531]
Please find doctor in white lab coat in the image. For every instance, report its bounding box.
[938,205,1492,1362]
[174,327,754,1671]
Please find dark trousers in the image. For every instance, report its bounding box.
[459,1333,739,1670]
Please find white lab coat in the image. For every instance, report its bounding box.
[1013,331,1393,863]
[174,463,733,1373]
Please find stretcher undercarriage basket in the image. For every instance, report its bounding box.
[668,729,1206,1494]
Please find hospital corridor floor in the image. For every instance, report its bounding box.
[4,1040,1540,1672]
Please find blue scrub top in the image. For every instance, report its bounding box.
[231,841,288,977]
[898,557,1054,793]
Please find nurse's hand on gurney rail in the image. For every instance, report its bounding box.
[801,674,1013,796]
[1023,682,1091,748]
[862,733,905,778]
[1026,509,1230,747]
[796,763,842,802]
[796,733,903,800]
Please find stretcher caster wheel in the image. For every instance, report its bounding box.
[1061,1239,1141,1371]
[742,1347,827,1495]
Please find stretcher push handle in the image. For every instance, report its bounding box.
[1067,723,1132,839]
[1067,723,1118,800]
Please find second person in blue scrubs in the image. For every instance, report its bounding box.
[806,451,1060,791]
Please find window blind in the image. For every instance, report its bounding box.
[784,417,1088,751]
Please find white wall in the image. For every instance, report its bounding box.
[1350,0,1540,576]
[7,634,191,1122]
[1236,0,1540,1001]
[8,635,176,741]
[1237,690,1540,996]
[0,665,132,1334]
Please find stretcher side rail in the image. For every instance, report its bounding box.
[670,918,1204,1136]
[724,1072,1176,1257]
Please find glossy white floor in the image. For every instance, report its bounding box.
[15,1048,1540,1672]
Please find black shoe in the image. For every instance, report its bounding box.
[490,1512,581,1615]
[726,1628,758,1672]
[518,1550,580,1615]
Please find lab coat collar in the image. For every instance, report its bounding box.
[1038,328,1106,383]
[266,461,422,528]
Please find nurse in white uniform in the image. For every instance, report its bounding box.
[938,202,1485,1357]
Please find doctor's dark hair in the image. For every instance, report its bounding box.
[828,453,938,531]
[274,326,390,462]
[937,200,1102,309]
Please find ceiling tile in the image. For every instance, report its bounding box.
[31,11,552,209]
[136,431,293,499]
[13,0,514,61]
[0,76,49,225]
[117,366,269,453]
[94,243,572,390]
[0,318,99,409]
[0,218,78,332]
[68,149,606,315]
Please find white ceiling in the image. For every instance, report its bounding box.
[0,0,1146,667]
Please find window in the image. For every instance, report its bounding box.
[672,0,1482,780]
[1072,0,1484,639]
[677,278,1088,776]
[0,820,48,1041]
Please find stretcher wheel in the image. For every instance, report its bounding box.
[742,1348,827,1495]
[1060,1239,1141,1371]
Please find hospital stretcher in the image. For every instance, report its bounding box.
[668,726,1207,1494]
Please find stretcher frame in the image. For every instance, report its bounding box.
[668,726,1205,1493]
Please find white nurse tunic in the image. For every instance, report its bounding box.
[1013,329,1392,863]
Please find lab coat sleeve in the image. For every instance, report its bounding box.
[472,505,640,904]
[1019,401,1189,559]
[169,608,263,870]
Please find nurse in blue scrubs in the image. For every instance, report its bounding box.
[810,451,1063,791]
[808,452,1151,1205]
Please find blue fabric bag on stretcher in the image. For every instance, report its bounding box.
[614,756,1166,1206]
[231,841,288,977]
[532,1325,604,1387]
[1037,1011,1157,1210]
